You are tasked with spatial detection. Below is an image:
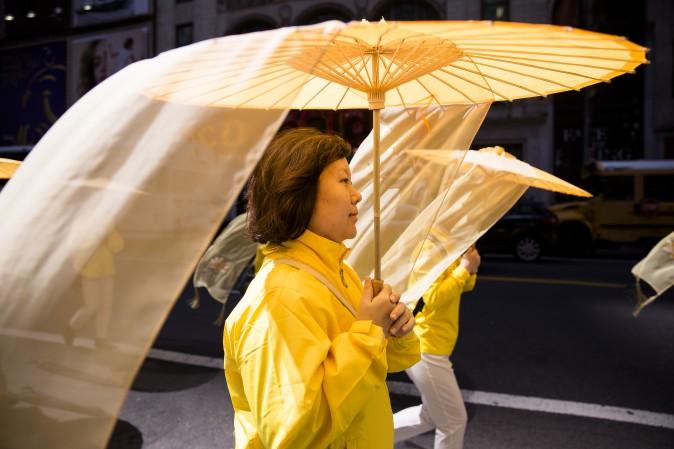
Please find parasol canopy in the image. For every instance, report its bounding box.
[146,19,646,280]
[147,19,647,109]
[0,158,21,179]
[406,147,592,197]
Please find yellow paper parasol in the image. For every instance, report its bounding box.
[0,158,21,180]
[147,19,647,281]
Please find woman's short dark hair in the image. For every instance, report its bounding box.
[247,128,352,245]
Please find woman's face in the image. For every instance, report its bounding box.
[308,158,362,243]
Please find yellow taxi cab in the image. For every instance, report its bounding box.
[550,160,674,251]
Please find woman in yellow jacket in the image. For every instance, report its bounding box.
[393,246,481,449]
[223,128,420,449]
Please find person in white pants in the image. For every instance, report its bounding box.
[394,246,481,449]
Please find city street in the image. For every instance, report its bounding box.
[113,255,674,449]
[1,3,671,449]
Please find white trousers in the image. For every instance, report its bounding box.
[393,353,467,449]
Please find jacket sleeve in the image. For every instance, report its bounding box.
[463,272,477,292]
[423,265,471,311]
[386,330,420,372]
[233,287,388,448]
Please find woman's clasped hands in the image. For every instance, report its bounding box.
[358,277,415,337]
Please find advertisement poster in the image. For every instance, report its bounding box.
[72,0,152,28]
[0,42,67,146]
[70,24,150,103]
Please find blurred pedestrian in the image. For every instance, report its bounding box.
[394,246,481,449]
[66,227,124,349]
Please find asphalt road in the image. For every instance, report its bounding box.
[114,254,674,449]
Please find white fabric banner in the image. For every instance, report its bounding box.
[0,36,288,448]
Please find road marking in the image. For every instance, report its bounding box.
[1,327,138,353]
[479,275,627,289]
[146,349,674,431]
[1,327,63,343]
[149,348,224,369]
[387,380,674,430]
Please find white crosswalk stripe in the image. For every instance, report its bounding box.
[147,348,674,431]
[3,328,671,432]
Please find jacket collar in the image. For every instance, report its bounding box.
[263,229,350,267]
[293,229,350,266]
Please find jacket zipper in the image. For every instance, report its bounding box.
[338,255,348,288]
[339,266,348,288]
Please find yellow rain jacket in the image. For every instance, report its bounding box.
[414,260,476,355]
[224,230,420,448]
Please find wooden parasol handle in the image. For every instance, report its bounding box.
[372,278,384,296]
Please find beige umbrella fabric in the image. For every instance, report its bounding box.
[0,48,288,448]
[631,231,674,316]
[147,19,646,280]
[147,19,647,109]
[345,103,489,291]
[406,147,592,197]
[346,106,590,303]
[0,158,21,179]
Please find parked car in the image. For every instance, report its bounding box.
[549,160,674,253]
[478,200,559,262]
